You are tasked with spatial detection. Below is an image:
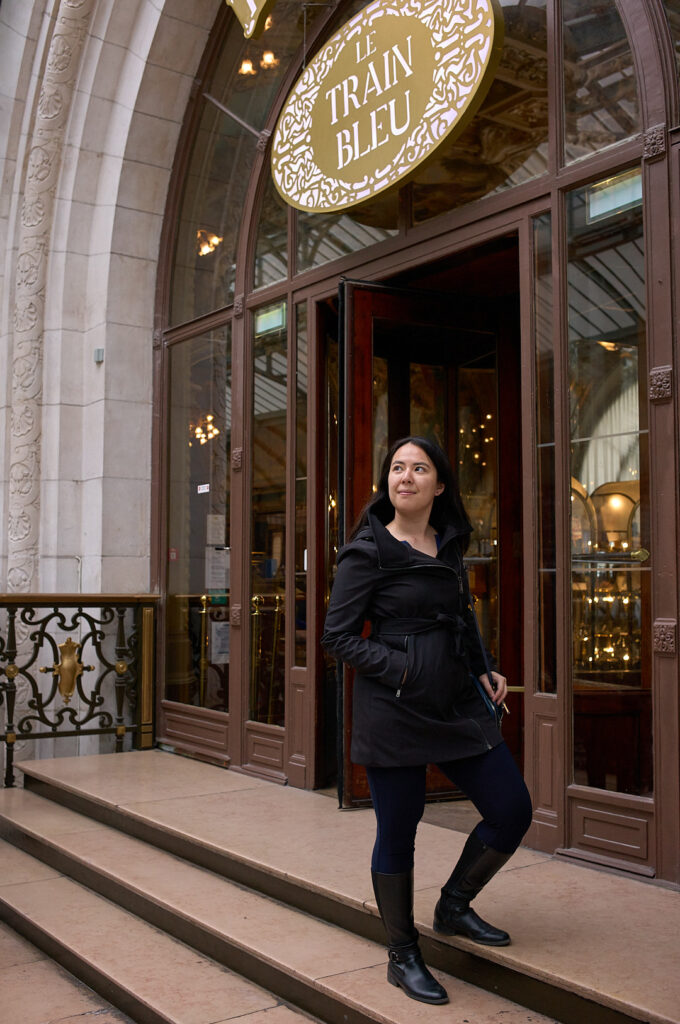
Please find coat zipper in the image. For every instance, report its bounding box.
[395,635,409,698]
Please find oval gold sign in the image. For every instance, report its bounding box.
[272,0,503,214]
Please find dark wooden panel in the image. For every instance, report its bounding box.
[566,788,655,874]
[244,724,285,778]
[160,701,230,763]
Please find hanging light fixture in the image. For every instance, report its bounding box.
[260,50,279,69]
[189,414,220,447]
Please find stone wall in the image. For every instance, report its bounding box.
[0,0,221,770]
[0,0,220,596]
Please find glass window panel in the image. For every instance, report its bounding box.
[297,209,397,274]
[250,300,287,725]
[410,364,447,446]
[533,212,557,693]
[321,322,340,784]
[166,327,232,712]
[563,0,640,164]
[662,1,680,79]
[567,169,651,797]
[572,566,652,795]
[372,355,388,490]
[458,364,499,661]
[294,303,308,666]
[413,0,549,224]
[170,3,318,325]
[254,174,289,290]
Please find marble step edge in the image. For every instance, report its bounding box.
[0,821,557,1024]
[0,839,319,1024]
[17,772,650,1024]
[5,806,511,1024]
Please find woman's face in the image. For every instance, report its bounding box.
[387,443,444,518]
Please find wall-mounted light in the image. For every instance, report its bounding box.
[196,229,223,256]
[238,58,256,75]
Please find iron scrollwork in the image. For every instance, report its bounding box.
[0,597,156,787]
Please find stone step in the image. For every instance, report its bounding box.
[0,836,314,1024]
[0,791,559,1024]
[13,751,680,1024]
[0,919,137,1024]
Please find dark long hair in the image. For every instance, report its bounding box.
[349,436,472,551]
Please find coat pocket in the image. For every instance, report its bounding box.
[398,630,454,713]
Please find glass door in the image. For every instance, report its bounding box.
[165,328,232,717]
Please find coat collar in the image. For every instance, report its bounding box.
[366,509,465,569]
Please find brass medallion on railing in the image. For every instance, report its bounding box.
[39,637,94,705]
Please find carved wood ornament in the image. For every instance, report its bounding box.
[653,620,677,656]
[649,366,672,403]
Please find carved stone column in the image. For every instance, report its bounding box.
[7,0,97,595]
[5,0,97,774]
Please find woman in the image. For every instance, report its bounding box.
[321,437,532,1006]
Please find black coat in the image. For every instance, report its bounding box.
[321,511,503,766]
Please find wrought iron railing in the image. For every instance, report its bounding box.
[0,595,158,787]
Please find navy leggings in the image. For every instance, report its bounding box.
[366,742,532,873]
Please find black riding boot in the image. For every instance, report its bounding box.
[371,870,448,1004]
[433,831,512,946]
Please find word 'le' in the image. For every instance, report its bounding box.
[326,31,414,172]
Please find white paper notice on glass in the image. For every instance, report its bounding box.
[205,546,230,591]
[206,514,225,546]
[211,620,230,664]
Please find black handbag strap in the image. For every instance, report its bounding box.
[462,564,496,688]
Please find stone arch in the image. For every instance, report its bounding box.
[1,0,220,593]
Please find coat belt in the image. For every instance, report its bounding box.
[371,613,468,657]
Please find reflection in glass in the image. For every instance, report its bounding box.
[567,169,651,796]
[322,323,340,784]
[563,0,640,163]
[254,173,289,290]
[410,364,447,447]
[533,212,557,694]
[663,1,680,79]
[372,356,388,489]
[294,304,308,666]
[166,328,231,711]
[413,0,548,223]
[170,3,317,325]
[458,364,499,660]
[297,209,396,274]
[250,301,287,725]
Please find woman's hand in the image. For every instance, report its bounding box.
[479,671,508,705]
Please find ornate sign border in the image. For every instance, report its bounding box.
[225,0,277,40]
[272,0,503,214]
